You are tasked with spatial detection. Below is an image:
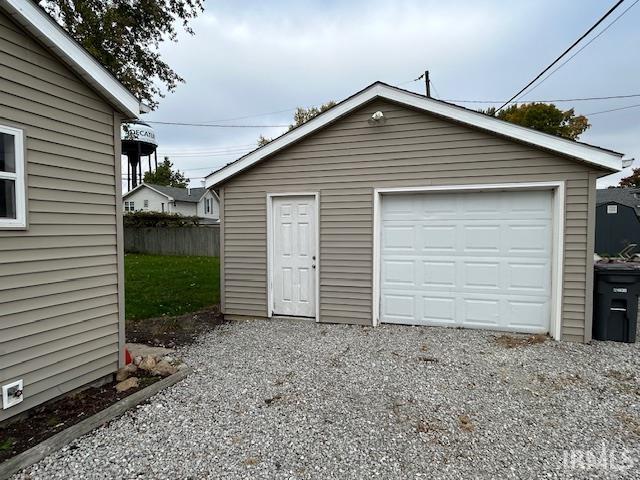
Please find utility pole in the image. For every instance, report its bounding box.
[425,70,430,98]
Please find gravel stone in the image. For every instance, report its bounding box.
[14,319,640,479]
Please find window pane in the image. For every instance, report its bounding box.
[0,133,16,173]
[0,179,16,219]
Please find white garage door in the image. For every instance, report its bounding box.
[380,190,553,333]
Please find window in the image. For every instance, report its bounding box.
[124,201,135,212]
[0,125,25,228]
[205,198,210,214]
[607,204,618,214]
[143,199,149,208]
[161,202,165,213]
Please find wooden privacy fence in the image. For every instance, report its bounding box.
[124,225,220,256]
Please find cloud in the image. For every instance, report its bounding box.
[126,0,640,188]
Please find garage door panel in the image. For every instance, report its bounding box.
[382,225,415,251]
[507,224,551,255]
[383,259,415,286]
[507,262,549,293]
[423,260,455,287]
[463,261,500,290]
[463,225,501,253]
[421,225,456,251]
[380,190,553,334]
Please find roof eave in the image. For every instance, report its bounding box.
[2,0,142,118]
[205,82,623,188]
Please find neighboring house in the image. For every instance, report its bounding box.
[0,0,144,421]
[123,183,219,221]
[206,82,625,343]
[595,187,640,255]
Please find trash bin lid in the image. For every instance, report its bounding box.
[595,262,640,272]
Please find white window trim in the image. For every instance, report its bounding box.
[266,192,320,322]
[607,204,618,214]
[0,125,26,229]
[372,181,565,341]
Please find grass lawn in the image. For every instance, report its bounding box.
[125,254,220,321]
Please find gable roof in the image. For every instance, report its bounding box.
[597,188,640,216]
[123,183,206,203]
[205,82,625,188]
[1,0,143,117]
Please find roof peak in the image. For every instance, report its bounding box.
[205,82,624,188]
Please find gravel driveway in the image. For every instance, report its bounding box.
[16,319,640,479]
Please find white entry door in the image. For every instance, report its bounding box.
[380,190,553,333]
[272,195,316,318]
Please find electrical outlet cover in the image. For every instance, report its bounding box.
[2,380,24,409]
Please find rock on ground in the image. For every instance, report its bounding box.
[114,377,139,393]
[15,319,640,479]
[125,343,176,360]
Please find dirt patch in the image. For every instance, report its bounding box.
[0,374,159,463]
[458,414,475,432]
[616,412,640,437]
[126,306,225,348]
[494,333,548,349]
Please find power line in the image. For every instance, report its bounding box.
[429,80,441,99]
[195,107,297,123]
[443,93,640,104]
[156,150,254,158]
[585,103,640,115]
[158,143,258,154]
[495,0,626,113]
[520,0,639,100]
[145,120,288,128]
[158,146,254,155]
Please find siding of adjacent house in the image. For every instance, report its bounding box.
[595,203,640,255]
[123,186,172,214]
[196,190,220,220]
[220,98,607,342]
[0,10,123,421]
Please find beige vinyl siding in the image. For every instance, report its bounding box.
[221,98,605,340]
[0,10,121,421]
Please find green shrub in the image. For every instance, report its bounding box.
[123,211,201,227]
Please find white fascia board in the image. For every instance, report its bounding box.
[205,83,622,188]
[2,0,141,117]
[205,86,383,187]
[382,87,623,172]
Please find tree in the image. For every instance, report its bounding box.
[619,168,640,188]
[143,158,188,187]
[258,101,337,146]
[484,103,590,140]
[41,0,204,109]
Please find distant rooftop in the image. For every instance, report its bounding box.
[597,187,640,216]
[146,184,206,203]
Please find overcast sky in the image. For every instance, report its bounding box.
[126,0,640,190]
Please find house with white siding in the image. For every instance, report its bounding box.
[122,183,220,221]
[0,0,144,421]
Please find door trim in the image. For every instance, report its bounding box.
[267,192,320,322]
[372,181,566,340]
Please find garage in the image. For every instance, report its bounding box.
[207,82,625,342]
[379,188,554,334]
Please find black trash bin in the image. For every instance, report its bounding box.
[593,263,640,343]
